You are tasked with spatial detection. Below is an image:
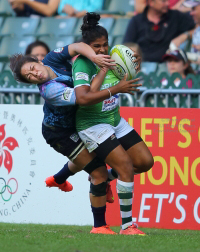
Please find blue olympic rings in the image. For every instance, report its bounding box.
[0,177,18,202]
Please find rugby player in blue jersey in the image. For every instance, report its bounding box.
[10,41,141,234]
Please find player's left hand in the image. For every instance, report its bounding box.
[92,54,116,69]
[127,47,141,73]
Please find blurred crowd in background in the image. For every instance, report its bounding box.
[0,0,200,91]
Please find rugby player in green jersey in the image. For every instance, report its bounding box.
[73,12,154,235]
[10,39,142,234]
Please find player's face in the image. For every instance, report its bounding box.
[167,59,187,77]
[30,46,48,61]
[89,36,109,55]
[151,0,169,14]
[21,61,50,84]
[190,6,200,24]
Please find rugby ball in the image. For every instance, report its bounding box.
[110,45,138,80]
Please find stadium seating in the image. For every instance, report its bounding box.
[39,36,75,51]
[112,36,123,46]
[0,16,4,28]
[111,18,130,37]
[0,62,4,72]
[36,17,77,38]
[0,36,35,61]
[0,17,40,37]
[99,0,134,15]
[73,17,115,42]
[141,62,158,75]
[0,0,15,17]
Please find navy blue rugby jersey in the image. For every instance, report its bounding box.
[38,45,77,128]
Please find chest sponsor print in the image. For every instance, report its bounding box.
[102,95,119,112]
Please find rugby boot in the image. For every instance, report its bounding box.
[90,225,117,234]
[45,176,73,192]
[120,224,146,236]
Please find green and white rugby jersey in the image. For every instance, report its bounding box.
[73,55,121,132]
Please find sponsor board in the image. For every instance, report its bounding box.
[0,105,92,225]
[107,107,200,230]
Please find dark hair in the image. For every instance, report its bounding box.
[81,12,108,44]
[25,41,50,55]
[185,63,196,75]
[10,54,39,83]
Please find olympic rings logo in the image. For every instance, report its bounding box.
[0,177,18,202]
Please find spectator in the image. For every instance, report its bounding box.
[57,0,104,17]
[9,0,103,17]
[9,0,49,17]
[123,0,195,62]
[25,41,50,61]
[162,49,195,88]
[171,1,200,67]
[135,0,191,13]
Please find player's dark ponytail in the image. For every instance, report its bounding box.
[81,12,108,44]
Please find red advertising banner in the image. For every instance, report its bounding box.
[107,107,200,230]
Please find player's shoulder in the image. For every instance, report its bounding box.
[73,55,94,66]
[40,81,66,98]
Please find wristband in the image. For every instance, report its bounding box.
[107,88,112,98]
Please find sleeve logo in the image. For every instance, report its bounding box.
[62,87,73,102]
[54,47,64,53]
[75,72,89,81]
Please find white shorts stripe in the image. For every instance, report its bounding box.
[69,142,85,161]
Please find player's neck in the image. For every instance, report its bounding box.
[46,66,58,80]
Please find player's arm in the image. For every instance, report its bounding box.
[73,58,142,106]
[68,43,115,69]
[9,0,59,16]
[40,83,76,106]
[90,68,108,92]
[76,76,142,106]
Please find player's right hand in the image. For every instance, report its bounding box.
[117,74,142,94]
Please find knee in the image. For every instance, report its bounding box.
[140,156,154,172]
[90,181,107,197]
[90,167,108,185]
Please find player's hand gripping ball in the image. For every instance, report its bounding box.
[110,45,138,80]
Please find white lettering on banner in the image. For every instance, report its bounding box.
[136,193,199,225]
[154,194,169,223]
[193,197,200,224]
[138,193,152,223]
[173,194,187,224]
[102,95,119,112]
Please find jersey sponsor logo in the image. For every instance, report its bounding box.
[97,128,109,139]
[62,87,73,102]
[102,95,119,112]
[70,133,79,143]
[54,47,64,53]
[75,72,89,81]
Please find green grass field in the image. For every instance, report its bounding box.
[0,223,199,252]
